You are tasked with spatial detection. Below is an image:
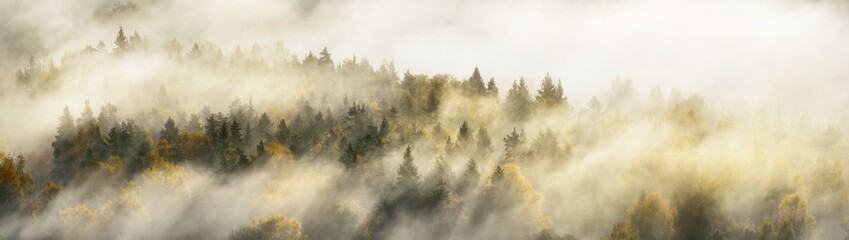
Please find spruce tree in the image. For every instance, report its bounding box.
[486,78,499,98]
[160,117,179,144]
[397,146,420,191]
[51,106,77,183]
[114,26,128,52]
[466,67,486,96]
[505,78,533,122]
[458,121,472,144]
[535,74,566,109]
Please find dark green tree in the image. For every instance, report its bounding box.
[219,121,229,149]
[80,149,98,171]
[160,117,179,144]
[379,116,390,140]
[339,143,358,169]
[397,146,420,191]
[127,140,151,175]
[229,120,243,148]
[275,118,289,146]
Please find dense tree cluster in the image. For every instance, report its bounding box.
[1,27,847,240]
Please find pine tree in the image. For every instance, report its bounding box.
[476,127,493,156]
[257,112,272,140]
[486,78,499,98]
[490,165,505,183]
[426,82,442,114]
[205,115,220,145]
[114,26,128,52]
[503,128,524,162]
[186,113,202,132]
[505,78,533,122]
[303,51,319,67]
[97,103,118,130]
[255,140,268,163]
[127,140,151,175]
[129,31,143,49]
[535,74,566,109]
[339,143,358,169]
[318,47,334,68]
[428,157,451,208]
[229,120,242,148]
[244,122,253,149]
[160,117,179,144]
[51,106,77,183]
[275,118,289,145]
[466,67,486,96]
[458,121,472,144]
[378,116,390,140]
[219,121,229,149]
[458,158,481,194]
[397,146,420,191]
[78,100,95,126]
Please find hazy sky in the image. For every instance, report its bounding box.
[2,0,849,123]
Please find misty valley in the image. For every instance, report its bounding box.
[2,2,849,239]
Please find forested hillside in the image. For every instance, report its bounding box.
[1,25,848,240]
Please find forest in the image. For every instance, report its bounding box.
[0,25,846,240]
[3,0,849,238]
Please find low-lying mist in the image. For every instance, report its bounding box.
[2,0,849,240]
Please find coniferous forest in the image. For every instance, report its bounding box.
[3,1,849,240]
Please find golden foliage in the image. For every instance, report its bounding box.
[231,215,304,240]
[0,152,34,213]
[178,132,213,159]
[98,155,125,174]
[143,160,190,189]
[266,141,294,159]
[59,204,98,239]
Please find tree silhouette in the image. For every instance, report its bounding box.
[51,106,77,183]
[114,26,128,52]
[397,146,420,192]
[160,117,179,144]
[505,78,533,122]
[466,67,486,96]
[535,74,566,109]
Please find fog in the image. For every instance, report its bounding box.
[1,0,848,239]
